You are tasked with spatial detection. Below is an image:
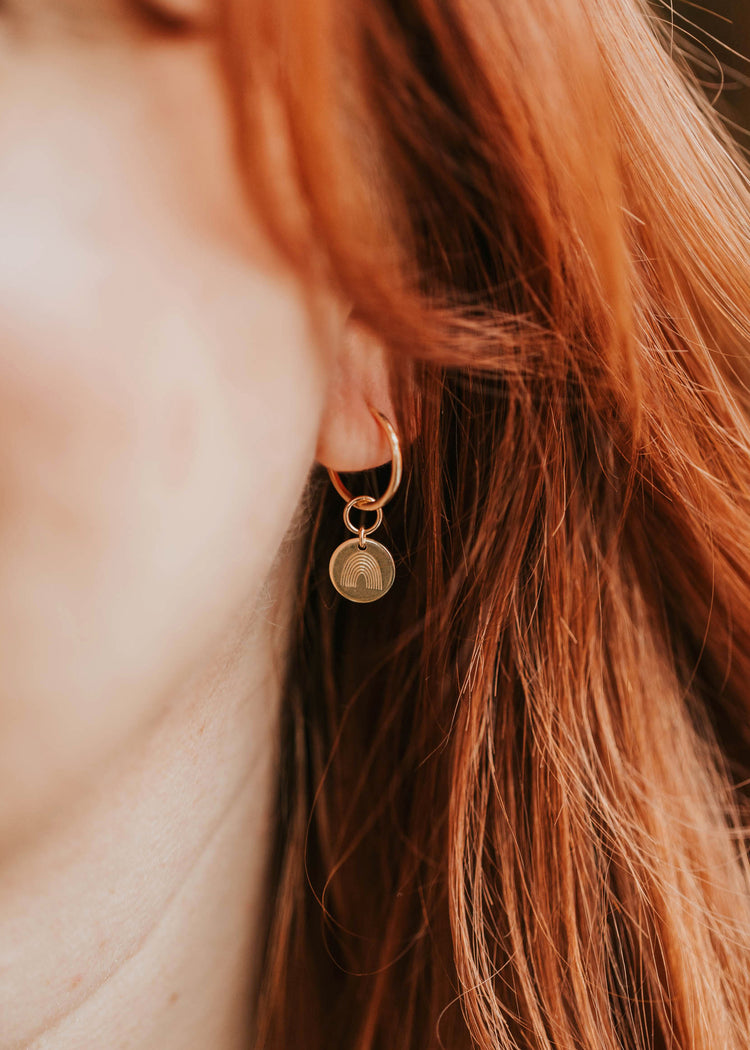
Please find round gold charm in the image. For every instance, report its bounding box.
[329,538,396,603]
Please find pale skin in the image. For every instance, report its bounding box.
[0,1,394,1047]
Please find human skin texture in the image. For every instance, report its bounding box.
[0,1,393,1047]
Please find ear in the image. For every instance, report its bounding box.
[315,315,396,473]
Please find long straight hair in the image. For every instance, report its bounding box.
[219,1,750,1046]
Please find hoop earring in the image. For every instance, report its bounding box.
[327,406,402,604]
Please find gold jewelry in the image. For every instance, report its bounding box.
[327,406,402,603]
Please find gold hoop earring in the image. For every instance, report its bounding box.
[327,406,402,603]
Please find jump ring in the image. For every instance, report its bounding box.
[343,495,383,537]
[327,406,402,512]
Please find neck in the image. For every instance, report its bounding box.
[0,555,296,1050]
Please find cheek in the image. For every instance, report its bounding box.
[0,230,324,847]
[0,28,329,842]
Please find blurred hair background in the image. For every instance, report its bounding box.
[666,1,750,137]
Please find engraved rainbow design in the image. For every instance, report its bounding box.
[340,548,383,591]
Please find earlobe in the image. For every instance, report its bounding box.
[315,317,397,474]
[327,407,402,509]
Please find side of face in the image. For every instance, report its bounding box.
[0,0,339,844]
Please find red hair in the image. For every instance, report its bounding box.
[219,1,750,1046]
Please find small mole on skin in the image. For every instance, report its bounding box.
[70,974,83,989]
[168,991,180,1005]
